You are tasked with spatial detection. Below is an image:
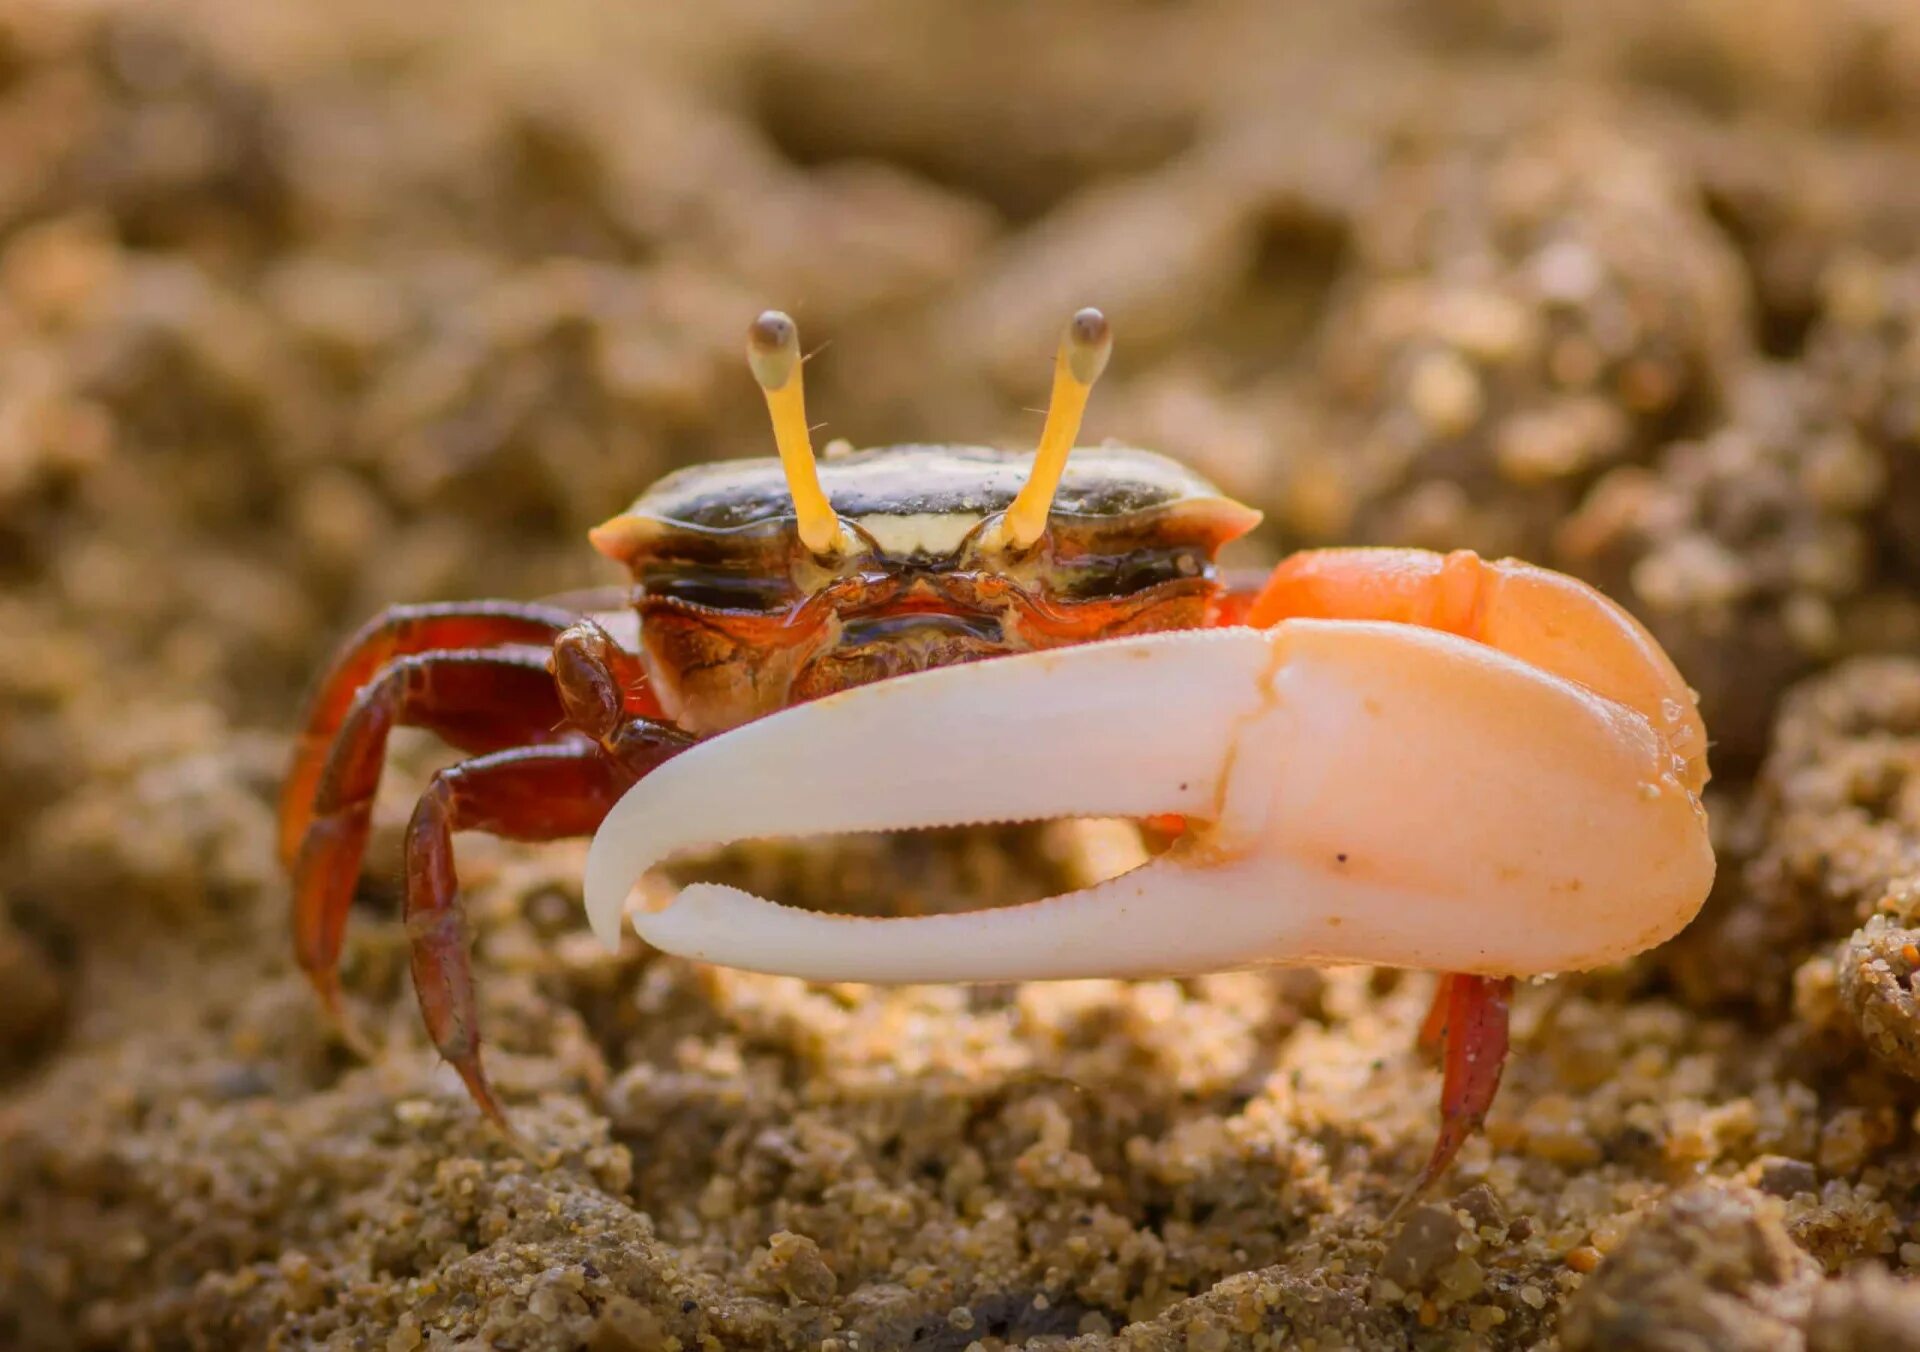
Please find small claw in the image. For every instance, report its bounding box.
[585,621,1714,988]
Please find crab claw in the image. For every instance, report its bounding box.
[584,622,1714,983]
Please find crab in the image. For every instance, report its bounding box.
[280,306,1714,1196]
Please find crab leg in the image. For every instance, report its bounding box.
[292,649,570,1034]
[405,743,632,1126]
[1411,972,1515,1202]
[584,621,1715,985]
[279,601,581,866]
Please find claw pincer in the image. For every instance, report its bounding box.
[586,606,1713,1193]
[588,622,1710,979]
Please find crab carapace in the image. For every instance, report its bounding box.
[282,307,1714,1202]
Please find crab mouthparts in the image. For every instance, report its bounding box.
[584,622,1715,985]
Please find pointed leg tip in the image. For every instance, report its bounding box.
[1391,972,1514,1225]
[1386,1128,1467,1226]
[468,1082,544,1165]
[1384,1181,1425,1228]
[309,971,381,1061]
[452,1054,529,1148]
[497,1120,545,1165]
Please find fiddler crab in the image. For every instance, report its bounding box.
[281,306,1714,1198]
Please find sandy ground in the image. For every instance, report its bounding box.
[4,0,1920,1347]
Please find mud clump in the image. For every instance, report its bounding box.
[10,0,1920,1348]
[1665,658,1920,1017]
[1560,1186,1819,1352]
[1838,910,1920,1078]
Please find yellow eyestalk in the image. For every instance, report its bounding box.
[994,307,1113,552]
[748,310,847,557]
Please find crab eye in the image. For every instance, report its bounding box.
[747,311,856,560]
[984,308,1113,555]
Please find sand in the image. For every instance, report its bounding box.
[4,0,1920,1346]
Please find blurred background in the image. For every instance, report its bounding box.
[4,0,1920,1347]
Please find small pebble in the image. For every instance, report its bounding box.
[1383,1205,1465,1290]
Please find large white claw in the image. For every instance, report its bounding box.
[584,622,1715,983]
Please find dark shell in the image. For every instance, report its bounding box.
[621,444,1236,531]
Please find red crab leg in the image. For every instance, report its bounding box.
[280,602,581,866]
[1418,973,1458,1055]
[404,743,659,1130]
[292,650,572,1039]
[1407,974,1514,1202]
[402,635,691,1128]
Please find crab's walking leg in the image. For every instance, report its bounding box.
[1418,973,1458,1055]
[280,602,580,865]
[404,744,636,1130]
[292,649,573,1038]
[400,633,686,1126]
[1401,975,1514,1209]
